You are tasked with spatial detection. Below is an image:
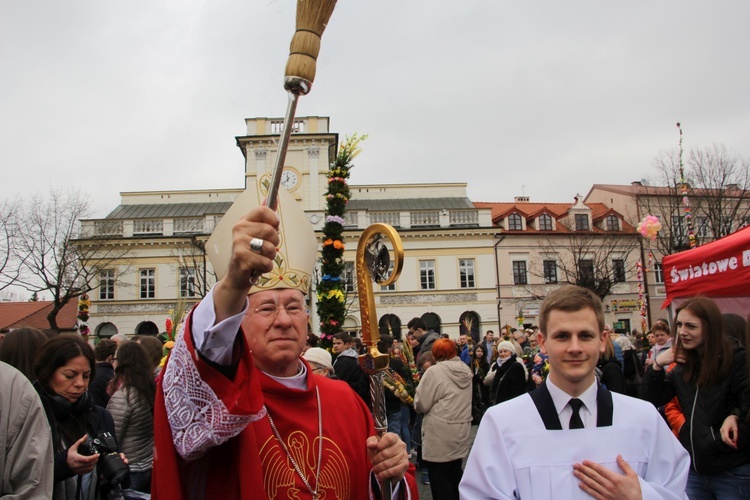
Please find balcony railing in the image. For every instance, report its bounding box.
[411,211,440,227]
[450,210,479,226]
[370,212,400,227]
[174,218,204,234]
[133,220,163,235]
[93,220,123,236]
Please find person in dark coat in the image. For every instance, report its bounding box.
[488,341,527,406]
[597,336,626,395]
[89,339,116,408]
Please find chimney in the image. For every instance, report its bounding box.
[514,196,530,203]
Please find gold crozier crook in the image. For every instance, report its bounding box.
[356,223,404,500]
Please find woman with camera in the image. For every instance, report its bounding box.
[106,341,155,494]
[34,334,129,499]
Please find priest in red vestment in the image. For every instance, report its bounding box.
[152,185,415,499]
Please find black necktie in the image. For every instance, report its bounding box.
[568,398,585,429]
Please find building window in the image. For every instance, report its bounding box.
[344,261,356,293]
[420,260,436,290]
[606,215,620,231]
[180,268,197,298]
[459,258,475,288]
[695,216,712,238]
[538,214,553,231]
[140,269,155,299]
[612,259,626,283]
[671,215,686,248]
[508,213,523,231]
[99,269,115,300]
[512,261,528,285]
[380,261,395,291]
[575,214,590,231]
[577,259,595,287]
[543,260,558,284]
[653,262,664,284]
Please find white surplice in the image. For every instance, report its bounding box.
[460,388,690,499]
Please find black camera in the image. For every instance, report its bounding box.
[79,432,130,487]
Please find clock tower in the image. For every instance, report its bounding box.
[236,116,338,212]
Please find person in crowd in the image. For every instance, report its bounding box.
[485,340,527,407]
[644,296,750,498]
[615,335,644,398]
[34,334,128,499]
[513,330,531,357]
[0,361,54,497]
[302,346,335,378]
[378,334,414,442]
[303,331,319,354]
[151,187,412,499]
[461,285,690,499]
[106,341,155,494]
[645,321,672,368]
[408,317,439,364]
[603,324,624,371]
[89,339,117,407]
[0,326,48,380]
[470,344,490,411]
[480,330,495,364]
[530,351,549,387]
[457,333,471,365]
[722,313,746,348]
[597,335,627,394]
[331,331,371,407]
[110,333,128,346]
[414,338,472,500]
[136,334,165,378]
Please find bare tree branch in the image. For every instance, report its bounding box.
[13,188,133,331]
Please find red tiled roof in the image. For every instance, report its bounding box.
[473,201,636,233]
[0,300,79,332]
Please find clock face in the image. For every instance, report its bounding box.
[281,170,299,190]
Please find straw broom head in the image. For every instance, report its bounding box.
[284,0,338,94]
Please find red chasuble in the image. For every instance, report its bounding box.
[152,311,415,499]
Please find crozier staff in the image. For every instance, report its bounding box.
[152,185,413,499]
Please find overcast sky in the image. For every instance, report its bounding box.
[2,1,749,218]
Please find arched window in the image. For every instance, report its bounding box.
[459,311,481,343]
[421,312,441,334]
[95,322,118,338]
[135,321,159,336]
[379,314,402,339]
[508,213,523,231]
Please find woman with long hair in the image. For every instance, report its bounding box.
[644,297,750,499]
[34,334,129,499]
[106,341,155,494]
[471,344,490,410]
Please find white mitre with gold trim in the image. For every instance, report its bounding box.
[205,180,318,295]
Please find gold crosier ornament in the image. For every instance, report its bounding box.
[356,223,404,500]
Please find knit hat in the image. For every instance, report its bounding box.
[496,340,516,355]
[206,178,318,295]
[303,347,333,370]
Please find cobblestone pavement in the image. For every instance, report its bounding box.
[414,424,478,499]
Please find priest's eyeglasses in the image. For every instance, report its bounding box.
[253,303,306,318]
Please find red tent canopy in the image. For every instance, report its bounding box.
[662,225,750,308]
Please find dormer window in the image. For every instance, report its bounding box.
[508,213,523,230]
[575,214,590,231]
[538,214,553,231]
[606,215,620,231]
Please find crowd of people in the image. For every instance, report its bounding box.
[1,183,748,500]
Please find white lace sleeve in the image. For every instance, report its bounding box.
[163,325,266,461]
